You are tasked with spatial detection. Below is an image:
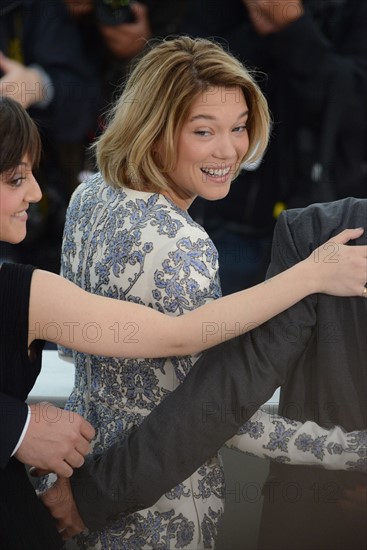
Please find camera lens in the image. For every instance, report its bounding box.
[96,0,135,25]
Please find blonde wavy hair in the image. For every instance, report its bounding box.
[96,36,270,192]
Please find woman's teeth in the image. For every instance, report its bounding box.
[201,167,231,177]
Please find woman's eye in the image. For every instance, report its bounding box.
[194,130,211,137]
[233,125,247,133]
[10,176,25,187]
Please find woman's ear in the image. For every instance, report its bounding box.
[152,138,164,168]
[152,136,162,155]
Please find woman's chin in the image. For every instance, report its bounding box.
[1,232,27,245]
[205,187,231,202]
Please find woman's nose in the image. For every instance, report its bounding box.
[27,173,42,203]
[212,135,237,160]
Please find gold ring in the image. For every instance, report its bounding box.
[362,287,367,299]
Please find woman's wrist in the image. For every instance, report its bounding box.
[292,258,320,297]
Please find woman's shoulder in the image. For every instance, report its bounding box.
[122,192,218,260]
[0,263,37,322]
[0,263,37,346]
[70,172,119,202]
[68,179,206,240]
[0,262,36,290]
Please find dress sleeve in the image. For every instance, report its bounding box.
[225,409,366,473]
[149,229,221,316]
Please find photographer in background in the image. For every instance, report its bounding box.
[65,0,152,59]
[183,0,367,295]
[0,0,100,272]
[63,0,187,115]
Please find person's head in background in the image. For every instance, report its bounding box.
[95,36,270,210]
[0,97,42,243]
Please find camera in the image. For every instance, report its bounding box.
[95,0,135,26]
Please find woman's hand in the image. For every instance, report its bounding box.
[243,0,304,35]
[304,228,367,297]
[0,53,46,108]
[99,3,151,59]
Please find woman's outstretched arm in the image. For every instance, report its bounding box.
[29,228,367,358]
[226,410,366,472]
[41,418,367,539]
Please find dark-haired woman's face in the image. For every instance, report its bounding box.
[0,155,42,243]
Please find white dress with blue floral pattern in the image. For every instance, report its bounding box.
[59,174,366,549]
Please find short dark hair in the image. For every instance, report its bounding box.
[0,97,41,174]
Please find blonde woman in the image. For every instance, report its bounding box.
[49,37,367,548]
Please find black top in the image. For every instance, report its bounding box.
[0,263,62,549]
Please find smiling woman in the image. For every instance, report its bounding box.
[95,36,269,197]
[155,86,250,208]
[0,98,42,244]
[0,158,42,243]
[43,36,367,549]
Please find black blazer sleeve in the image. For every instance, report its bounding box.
[0,262,39,468]
[0,394,28,468]
[71,207,323,530]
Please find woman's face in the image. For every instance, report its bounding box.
[162,85,249,210]
[0,155,42,243]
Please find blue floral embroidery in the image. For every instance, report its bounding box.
[122,362,160,411]
[294,434,328,460]
[328,443,343,455]
[346,430,367,453]
[345,431,367,472]
[165,484,191,501]
[154,237,220,315]
[263,421,297,453]
[196,465,225,500]
[174,517,195,548]
[201,507,223,549]
[238,419,265,439]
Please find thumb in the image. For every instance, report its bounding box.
[331,227,364,245]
